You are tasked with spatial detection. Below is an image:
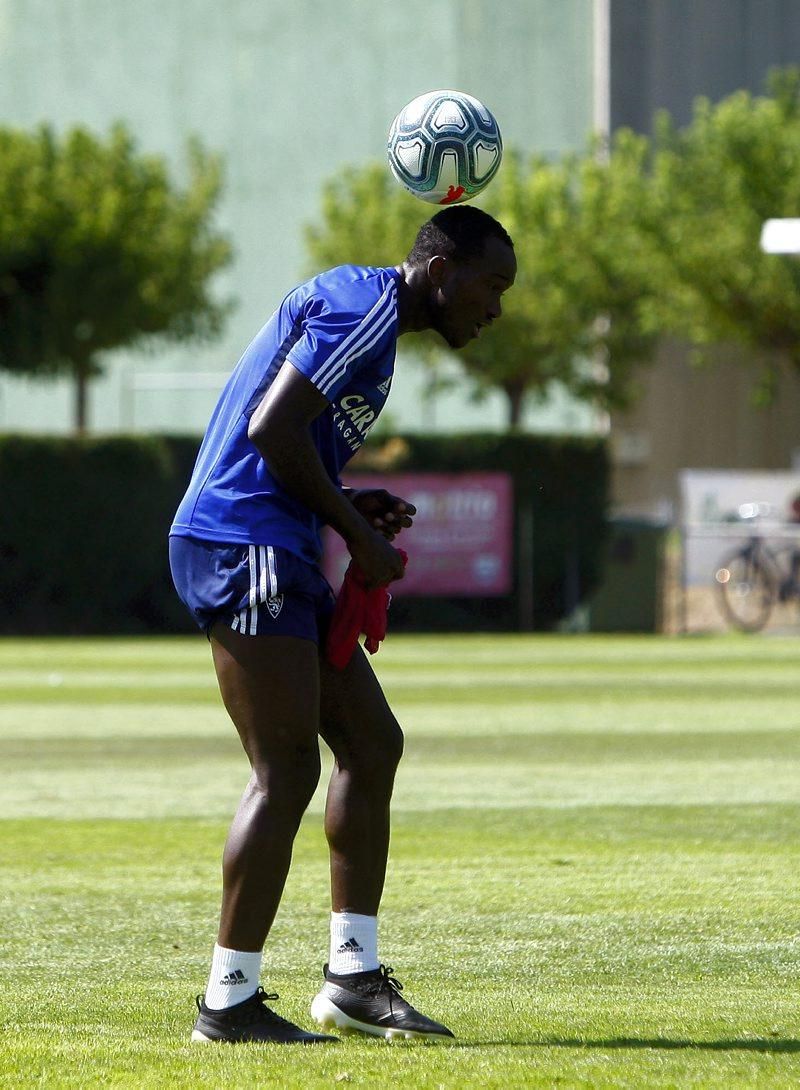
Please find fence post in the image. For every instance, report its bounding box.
[518,490,534,631]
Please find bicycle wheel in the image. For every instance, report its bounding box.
[714,549,777,632]
[769,542,800,625]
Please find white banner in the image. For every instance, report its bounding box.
[679,469,800,585]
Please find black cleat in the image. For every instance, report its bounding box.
[192,987,338,1044]
[310,963,455,1041]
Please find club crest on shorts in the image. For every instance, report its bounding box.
[266,594,284,619]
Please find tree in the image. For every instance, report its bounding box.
[305,144,660,428]
[0,123,233,432]
[456,141,659,426]
[635,67,800,402]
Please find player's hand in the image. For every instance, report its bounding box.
[348,525,406,588]
[349,489,416,541]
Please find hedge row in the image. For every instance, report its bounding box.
[0,434,195,634]
[0,432,608,634]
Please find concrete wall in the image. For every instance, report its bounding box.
[611,344,800,518]
[0,0,596,435]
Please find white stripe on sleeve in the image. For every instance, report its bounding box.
[318,304,397,397]
[310,282,396,392]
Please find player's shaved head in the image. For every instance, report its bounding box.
[407,206,514,266]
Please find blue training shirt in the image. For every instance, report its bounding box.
[170,264,400,562]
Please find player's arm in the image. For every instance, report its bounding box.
[247,361,405,586]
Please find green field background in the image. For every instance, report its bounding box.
[1,634,799,1088]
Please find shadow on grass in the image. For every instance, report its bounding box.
[457,1037,800,1054]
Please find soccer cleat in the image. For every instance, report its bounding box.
[310,963,455,1042]
[191,986,338,1044]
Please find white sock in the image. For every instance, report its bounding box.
[203,943,262,1010]
[328,912,379,975]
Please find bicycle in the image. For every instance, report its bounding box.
[714,507,800,632]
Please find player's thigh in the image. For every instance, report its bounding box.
[211,624,321,768]
[318,644,404,768]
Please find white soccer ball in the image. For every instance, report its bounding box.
[387,89,503,205]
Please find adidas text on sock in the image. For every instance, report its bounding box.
[328,912,379,974]
[203,944,262,1011]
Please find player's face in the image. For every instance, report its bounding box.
[432,236,517,349]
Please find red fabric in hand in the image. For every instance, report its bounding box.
[326,549,407,670]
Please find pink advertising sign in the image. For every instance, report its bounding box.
[323,472,513,596]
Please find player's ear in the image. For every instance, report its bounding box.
[426,254,448,287]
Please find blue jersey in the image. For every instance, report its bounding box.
[170,264,400,561]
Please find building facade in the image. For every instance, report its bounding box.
[0,0,596,435]
[608,0,800,516]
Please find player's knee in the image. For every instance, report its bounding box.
[323,709,404,782]
[381,715,405,771]
[250,743,321,814]
[361,714,404,783]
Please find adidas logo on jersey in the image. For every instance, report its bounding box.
[377,377,392,395]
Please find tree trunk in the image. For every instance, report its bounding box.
[73,359,91,435]
[504,383,526,429]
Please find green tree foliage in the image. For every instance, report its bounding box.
[461,141,658,426]
[306,146,659,428]
[0,123,233,431]
[305,163,427,271]
[638,67,800,401]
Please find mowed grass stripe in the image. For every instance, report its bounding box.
[2,681,797,707]
[3,727,799,762]
[1,632,799,669]
[0,697,795,739]
[1,636,798,711]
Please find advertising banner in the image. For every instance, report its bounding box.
[323,472,514,596]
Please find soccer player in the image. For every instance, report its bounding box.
[169,205,516,1044]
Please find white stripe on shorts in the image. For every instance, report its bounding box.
[247,545,258,635]
[266,546,278,598]
[259,546,268,602]
[229,546,282,636]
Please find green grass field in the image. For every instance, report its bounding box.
[1,633,799,1088]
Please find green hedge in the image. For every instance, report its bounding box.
[0,431,608,634]
[0,434,198,634]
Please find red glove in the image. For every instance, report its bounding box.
[326,549,407,670]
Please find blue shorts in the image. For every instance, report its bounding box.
[169,536,335,641]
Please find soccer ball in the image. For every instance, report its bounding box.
[387,89,503,205]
